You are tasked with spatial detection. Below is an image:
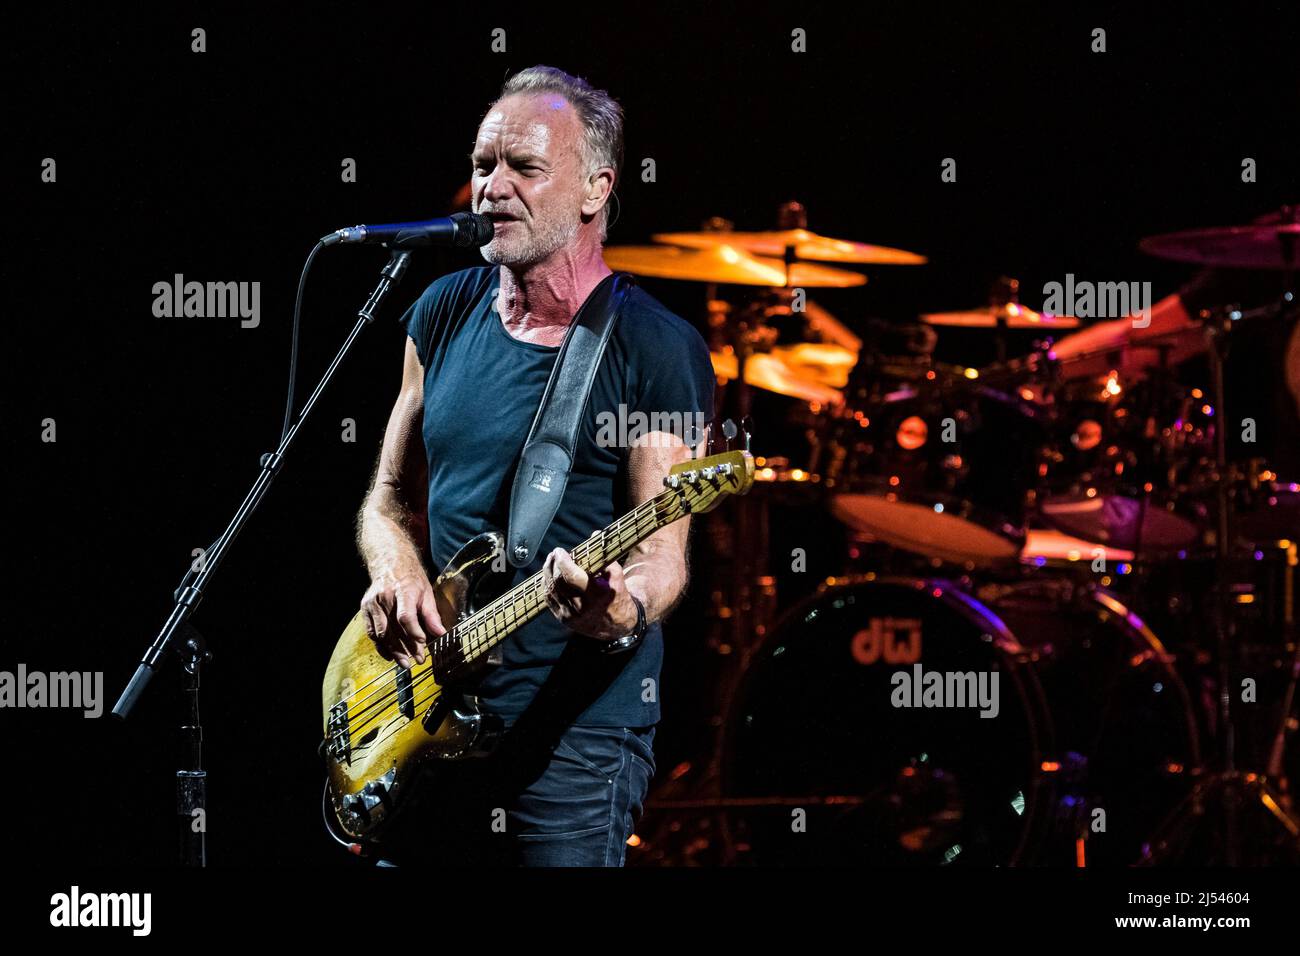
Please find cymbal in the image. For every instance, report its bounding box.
[710,349,844,404]
[604,244,867,287]
[1139,217,1300,270]
[803,299,863,352]
[920,303,1080,329]
[771,343,857,388]
[652,228,927,265]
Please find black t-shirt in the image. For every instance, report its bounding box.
[399,265,715,727]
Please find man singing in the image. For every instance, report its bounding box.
[355,65,715,866]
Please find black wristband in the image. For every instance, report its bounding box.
[600,595,647,655]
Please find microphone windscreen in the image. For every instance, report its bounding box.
[452,212,494,248]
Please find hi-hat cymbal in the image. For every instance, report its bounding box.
[1139,210,1300,270]
[920,303,1080,329]
[604,244,867,287]
[652,228,927,265]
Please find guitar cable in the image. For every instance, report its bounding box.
[321,779,366,856]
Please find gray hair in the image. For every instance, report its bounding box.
[495,65,623,238]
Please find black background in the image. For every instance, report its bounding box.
[5,1,1299,867]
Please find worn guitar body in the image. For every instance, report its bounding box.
[320,449,753,844]
[321,531,510,840]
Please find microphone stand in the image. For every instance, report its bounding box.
[110,248,413,866]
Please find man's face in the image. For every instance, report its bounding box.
[471,93,589,267]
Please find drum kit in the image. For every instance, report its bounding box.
[616,202,1300,866]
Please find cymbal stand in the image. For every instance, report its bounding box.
[1140,303,1300,864]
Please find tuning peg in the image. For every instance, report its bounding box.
[739,416,753,452]
[721,418,738,450]
[684,422,703,460]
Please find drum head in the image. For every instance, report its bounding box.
[831,495,1022,564]
[724,578,1050,866]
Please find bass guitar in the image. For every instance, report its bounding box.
[320,448,753,842]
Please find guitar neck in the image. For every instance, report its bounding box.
[448,486,688,669]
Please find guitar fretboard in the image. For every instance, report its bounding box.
[437,485,689,674]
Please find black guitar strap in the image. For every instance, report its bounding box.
[506,271,635,569]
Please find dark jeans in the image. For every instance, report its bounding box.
[369,723,656,867]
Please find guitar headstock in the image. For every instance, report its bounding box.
[665,416,759,512]
[662,445,755,513]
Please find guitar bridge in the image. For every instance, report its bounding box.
[324,700,351,764]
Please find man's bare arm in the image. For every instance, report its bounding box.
[541,431,692,640]
[620,433,692,623]
[356,339,446,667]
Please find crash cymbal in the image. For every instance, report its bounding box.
[920,303,1080,329]
[710,349,844,404]
[1139,208,1300,270]
[652,228,927,265]
[604,244,867,287]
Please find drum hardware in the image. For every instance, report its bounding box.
[823,364,1048,567]
[1138,298,1300,864]
[633,206,1300,867]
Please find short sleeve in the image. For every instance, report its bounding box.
[398,266,495,369]
[399,288,434,368]
[631,301,716,446]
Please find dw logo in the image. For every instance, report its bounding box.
[852,617,922,665]
[529,466,555,493]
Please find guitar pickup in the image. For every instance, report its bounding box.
[394,666,416,720]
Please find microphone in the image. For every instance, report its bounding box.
[321,212,494,249]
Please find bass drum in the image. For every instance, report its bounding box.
[722,576,1198,866]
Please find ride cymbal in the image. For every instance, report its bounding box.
[1139,211,1300,270]
[604,244,867,287]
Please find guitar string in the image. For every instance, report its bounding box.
[335,503,671,744]
[337,493,671,717]
[332,506,667,748]
[331,498,682,746]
